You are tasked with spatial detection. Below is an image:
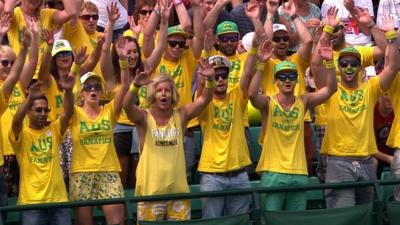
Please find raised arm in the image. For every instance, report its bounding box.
[203,0,230,31]
[59,72,75,135]
[190,0,205,59]
[264,0,280,40]
[304,37,337,108]
[174,0,192,32]
[248,40,273,111]
[196,30,215,97]
[379,29,400,91]
[141,1,161,58]
[51,0,79,25]
[79,36,105,75]
[113,38,130,116]
[0,12,11,44]
[99,2,120,91]
[2,29,30,100]
[38,30,54,88]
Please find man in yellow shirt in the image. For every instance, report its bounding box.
[197,55,252,218]
[9,73,75,224]
[318,29,400,208]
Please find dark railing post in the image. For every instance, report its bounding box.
[374,182,384,225]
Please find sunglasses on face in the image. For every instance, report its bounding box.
[218,35,239,43]
[82,83,102,91]
[139,9,153,15]
[276,72,298,82]
[168,40,186,48]
[0,60,14,67]
[339,60,360,68]
[272,36,290,42]
[55,51,73,58]
[215,71,229,80]
[32,107,51,113]
[80,14,99,21]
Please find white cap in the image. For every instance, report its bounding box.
[272,23,288,33]
[51,39,72,56]
[209,55,232,70]
[241,32,254,52]
[80,72,104,85]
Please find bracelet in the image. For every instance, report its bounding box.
[323,60,336,70]
[119,59,128,70]
[70,62,81,74]
[385,30,397,41]
[205,79,215,89]
[200,50,209,59]
[290,14,298,21]
[129,83,139,94]
[248,47,258,56]
[173,0,183,5]
[255,62,265,71]
[323,25,334,34]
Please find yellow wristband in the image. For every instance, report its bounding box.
[129,83,139,94]
[200,50,210,59]
[248,47,258,56]
[205,79,215,89]
[119,59,129,70]
[70,62,81,74]
[385,30,397,40]
[45,44,52,53]
[255,62,266,71]
[323,60,336,70]
[323,25,334,34]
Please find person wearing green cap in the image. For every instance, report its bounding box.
[248,37,337,211]
[315,27,400,209]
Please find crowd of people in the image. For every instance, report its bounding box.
[0,0,399,224]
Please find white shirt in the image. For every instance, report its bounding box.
[321,0,374,46]
[377,0,400,28]
[89,0,128,30]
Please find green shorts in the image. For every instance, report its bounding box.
[69,172,124,201]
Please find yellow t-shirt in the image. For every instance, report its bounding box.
[42,76,64,122]
[70,101,121,172]
[256,96,307,175]
[0,89,7,166]
[314,45,375,126]
[321,76,382,156]
[198,86,251,172]
[9,119,68,205]
[135,110,189,196]
[1,82,27,156]
[8,7,57,78]
[386,75,400,149]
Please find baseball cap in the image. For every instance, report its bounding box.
[274,61,297,75]
[216,21,239,36]
[241,32,254,52]
[51,39,72,56]
[338,46,361,61]
[167,25,189,38]
[272,23,288,33]
[80,72,104,85]
[123,29,134,38]
[209,55,232,70]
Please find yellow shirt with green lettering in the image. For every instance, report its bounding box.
[70,101,121,172]
[386,75,400,149]
[9,119,68,205]
[135,110,188,196]
[42,76,64,122]
[0,89,7,166]
[198,86,251,172]
[1,82,27,156]
[321,76,382,156]
[8,7,57,78]
[256,96,307,175]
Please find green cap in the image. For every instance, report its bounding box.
[274,61,297,75]
[216,21,239,36]
[167,25,189,38]
[339,46,361,60]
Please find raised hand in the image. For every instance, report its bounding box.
[42,29,54,47]
[160,0,173,22]
[198,58,215,80]
[257,39,274,62]
[203,29,215,52]
[97,34,106,48]
[266,0,279,15]
[115,37,128,60]
[133,69,152,87]
[26,17,40,36]
[324,6,339,28]
[344,0,356,13]
[282,0,296,17]
[379,15,395,32]
[59,72,76,91]
[306,18,321,29]
[27,82,43,100]
[245,0,260,20]
[353,7,374,28]
[318,37,333,61]
[0,12,12,37]
[107,2,120,22]
[128,16,142,34]
[73,47,89,66]
[21,28,32,49]
[252,26,268,47]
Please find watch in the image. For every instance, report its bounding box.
[290,14,298,21]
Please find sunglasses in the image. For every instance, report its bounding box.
[272,36,290,42]
[215,71,229,80]
[0,60,14,67]
[32,107,51,113]
[218,35,239,43]
[82,83,102,91]
[339,60,360,68]
[168,40,186,48]
[55,51,73,58]
[139,9,153,15]
[80,14,99,21]
[276,72,298,82]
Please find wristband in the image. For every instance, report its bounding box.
[385,30,397,41]
[173,0,183,5]
[119,59,128,70]
[205,79,215,89]
[248,47,258,56]
[290,14,298,21]
[129,83,139,94]
[255,62,266,72]
[323,25,334,34]
[45,44,52,53]
[323,60,336,70]
[70,62,81,74]
[200,50,210,59]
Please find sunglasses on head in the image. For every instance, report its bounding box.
[139,9,153,15]
[80,14,99,21]
[168,40,186,48]
[272,35,290,42]
[82,83,102,91]
[218,35,239,43]
[56,51,73,58]
[215,71,229,80]
[32,107,51,113]
[276,72,298,82]
[0,60,14,67]
[339,60,360,68]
